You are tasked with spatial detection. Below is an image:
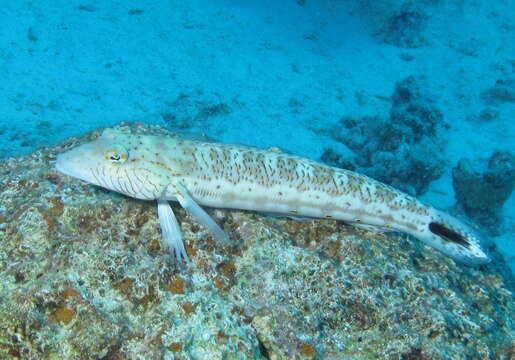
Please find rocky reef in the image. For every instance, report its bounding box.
[356,0,430,48]
[381,3,428,48]
[484,77,515,103]
[452,151,515,234]
[0,123,513,360]
[329,76,447,196]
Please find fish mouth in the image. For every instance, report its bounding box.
[55,153,90,181]
[55,154,75,177]
[55,155,67,174]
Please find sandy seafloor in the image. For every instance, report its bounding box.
[0,0,513,271]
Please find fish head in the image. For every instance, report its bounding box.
[55,127,169,199]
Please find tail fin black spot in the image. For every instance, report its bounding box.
[429,222,470,248]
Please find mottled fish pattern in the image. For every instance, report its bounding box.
[55,127,490,265]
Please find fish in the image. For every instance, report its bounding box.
[55,126,490,266]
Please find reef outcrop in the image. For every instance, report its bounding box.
[330,76,447,196]
[452,151,515,234]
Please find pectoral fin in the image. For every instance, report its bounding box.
[175,183,229,243]
[157,199,189,263]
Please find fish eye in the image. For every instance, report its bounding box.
[104,144,129,164]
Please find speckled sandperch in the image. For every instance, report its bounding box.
[55,127,489,265]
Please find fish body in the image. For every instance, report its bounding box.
[55,127,490,265]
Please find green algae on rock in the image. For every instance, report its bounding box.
[0,122,513,359]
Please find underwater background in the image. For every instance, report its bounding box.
[0,1,514,359]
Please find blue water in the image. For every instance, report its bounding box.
[1,1,513,271]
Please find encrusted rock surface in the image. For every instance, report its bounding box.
[0,123,513,360]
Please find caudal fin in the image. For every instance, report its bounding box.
[428,221,470,248]
[422,209,490,265]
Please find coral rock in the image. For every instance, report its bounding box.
[0,122,513,359]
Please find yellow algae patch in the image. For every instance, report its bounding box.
[49,304,75,324]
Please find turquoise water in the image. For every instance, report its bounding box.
[1,0,513,271]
